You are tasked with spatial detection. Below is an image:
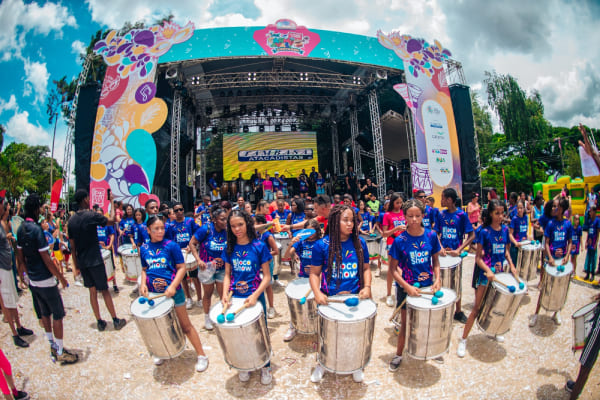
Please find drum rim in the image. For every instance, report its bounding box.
[406,288,457,310]
[284,277,313,298]
[492,273,528,295]
[572,302,598,318]
[317,297,377,321]
[208,299,263,326]
[130,296,175,318]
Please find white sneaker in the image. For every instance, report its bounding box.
[310,364,325,383]
[204,315,213,331]
[260,367,272,385]
[238,371,250,382]
[457,339,467,358]
[196,301,203,308]
[529,314,538,327]
[153,356,164,365]
[185,298,193,309]
[553,312,562,325]
[375,269,381,278]
[267,307,276,319]
[74,276,84,287]
[352,369,364,383]
[195,356,209,372]
[386,295,394,307]
[495,335,505,343]
[283,326,297,342]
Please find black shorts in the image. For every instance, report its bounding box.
[30,285,65,320]
[472,265,481,290]
[581,306,600,369]
[80,264,109,291]
[395,285,407,309]
[187,267,199,279]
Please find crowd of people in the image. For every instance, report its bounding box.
[2,171,600,397]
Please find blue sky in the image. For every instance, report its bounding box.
[0,0,598,172]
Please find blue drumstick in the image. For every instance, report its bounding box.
[328,297,360,307]
[299,287,312,305]
[217,293,234,324]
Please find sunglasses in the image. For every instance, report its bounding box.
[174,208,184,212]
[417,195,427,198]
[306,208,315,211]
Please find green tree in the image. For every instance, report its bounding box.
[1,143,62,196]
[471,92,493,165]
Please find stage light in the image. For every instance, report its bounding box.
[165,68,178,80]
[299,72,309,81]
[353,76,361,85]
[248,72,257,81]
[275,124,282,132]
[259,125,265,132]
[205,106,212,115]
[243,125,249,133]
[291,124,297,131]
[191,76,201,85]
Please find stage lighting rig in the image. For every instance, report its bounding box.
[248,72,257,81]
[353,76,361,85]
[299,72,309,81]
[190,76,201,85]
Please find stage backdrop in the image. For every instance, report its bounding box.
[377,32,463,202]
[222,131,318,181]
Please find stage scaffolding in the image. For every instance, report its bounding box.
[170,90,182,202]
[368,90,386,200]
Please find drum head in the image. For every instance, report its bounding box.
[318,297,376,322]
[545,261,574,277]
[121,248,137,256]
[101,249,111,259]
[208,297,262,326]
[183,251,196,264]
[520,244,537,251]
[285,278,314,300]
[131,295,174,318]
[439,256,461,269]
[118,244,133,255]
[406,287,457,310]
[493,273,527,294]
[274,233,290,240]
[573,302,598,318]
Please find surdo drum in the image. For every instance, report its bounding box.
[101,248,115,282]
[540,260,573,312]
[363,234,382,262]
[274,232,291,270]
[285,278,317,334]
[118,244,142,282]
[516,242,542,281]
[317,296,377,374]
[572,302,598,353]
[477,273,527,335]
[439,256,462,300]
[131,295,186,359]
[209,297,271,371]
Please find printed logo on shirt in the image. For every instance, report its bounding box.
[235,281,249,294]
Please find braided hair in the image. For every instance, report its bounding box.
[226,209,257,257]
[325,204,364,290]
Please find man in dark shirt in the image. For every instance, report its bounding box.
[68,189,126,332]
[16,193,78,364]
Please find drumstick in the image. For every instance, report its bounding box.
[217,292,234,324]
[389,298,407,321]
[299,287,312,305]
[493,279,516,293]
[226,302,248,322]
[509,270,526,290]
[418,289,444,298]
[327,297,360,307]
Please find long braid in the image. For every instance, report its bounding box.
[327,204,364,290]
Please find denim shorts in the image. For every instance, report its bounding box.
[152,288,186,307]
[202,268,226,285]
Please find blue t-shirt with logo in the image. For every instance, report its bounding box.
[422,205,435,229]
[508,205,518,220]
[119,217,135,238]
[272,177,281,190]
[140,239,184,293]
[299,180,308,192]
[272,209,291,221]
[544,218,573,259]
[193,223,227,267]
[311,235,369,295]
[435,209,473,250]
[509,215,529,242]
[571,225,583,254]
[221,240,273,298]
[389,229,441,287]
[292,239,319,277]
[166,217,199,248]
[97,225,115,247]
[359,211,371,231]
[133,222,149,245]
[478,225,510,272]
[587,217,600,249]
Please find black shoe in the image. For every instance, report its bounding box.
[454,311,468,324]
[13,335,29,348]
[113,318,127,330]
[113,285,119,293]
[17,326,34,336]
[585,274,590,281]
[565,379,575,393]
[14,390,29,400]
[97,319,107,332]
[56,348,79,365]
[50,345,57,361]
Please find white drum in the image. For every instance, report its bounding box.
[274,232,291,269]
[209,297,271,371]
[131,295,186,359]
[477,273,528,335]
[540,261,574,312]
[439,256,462,300]
[182,250,198,272]
[101,248,115,282]
[572,302,598,353]
[120,246,142,283]
[317,297,377,374]
[285,278,317,334]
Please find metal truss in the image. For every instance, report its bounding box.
[444,59,467,86]
[170,90,182,202]
[350,109,362,176]
[185,112,195,188]
[359,149,401,169]
[331,122,340,175]
[404,108,417,164]
[368,90,385,200]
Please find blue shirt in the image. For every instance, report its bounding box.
[292,239,318,278]
[166,217,199,248]
[222,240,273,298]
[389,229,441,287]
[478,225,510,271]
[571,225,583,253]
[473,225,483,244]
[133,222,149,245]
[44,230,54,248]
[422,205,436,229]
[509,215,529,242]
[140,239,184,293]
[538,214,551,231]
[311,235,369,296]
[435,209,473,250]
[508,205,518,219]
[119,217,135,238]
[299,180,308,191]
[316,178,324,188]
[359,211,371,231]
[587,218,600,249]
[193,223,227,266]
[272,178,281,190]
[209,177,218,190]
[97,225,115,246]
[271,209,291,221]
[544,218,573,259]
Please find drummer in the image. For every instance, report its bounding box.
[118,204,135,246]
[131,208,149,248]
[382,192,407,308]
[189,206,227,331]
[139,216,209,372]
[583,206,600,281]
[96,208,119,293]
[282,219,322,341]
[388,199,441,371]
[285,198,306,237]
[457,199,517,358]
[221,209,273,385]
[255,214,279,319]
[508,200,531,267]
[166,202,202,310]
[530,196,573,327]
[308,204,371,383]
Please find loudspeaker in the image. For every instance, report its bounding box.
[74,83,101,192]
[449,84,481,198]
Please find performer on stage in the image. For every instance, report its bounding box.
[209,172,221,202]
[139,215,209,372]
[308,204,371,383]
[388,199,441,371]
[457,199,517,357]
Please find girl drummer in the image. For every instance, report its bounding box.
[139,216,209,372]
[255,214,279,319]
[508,200,530,267]
[282,219,322,341]
[388,199,442,371]
[457,199,518,357]
[221,209,273,385]
[119,204,135,246]
[382,192,406,307]
[308,204,372,383]
[189,206,228,331]
[530,196,573,327]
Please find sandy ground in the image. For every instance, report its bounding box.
[4,251,600,400]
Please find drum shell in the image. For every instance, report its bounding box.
[517,245,541,281]
[405,292,456,360]
[440,259,462,301]
[274,234,291,273]
[220,182,229,199]
[230,181,237,198]
[122,251,142,282]
[572,303,598,353]
[285,279,317,334]
[102,249,115,282]
[317,300,377,373]
[540,266,572,312]
[476,283,526,335]
[131,299,186,359]
[364,235,382,259]
[211,306,272,371]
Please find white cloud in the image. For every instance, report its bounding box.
[0,0,77,61]
[0,95,17,115]
[23,59,49,105]
[5,110,50,145]
[71,40,86,64]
